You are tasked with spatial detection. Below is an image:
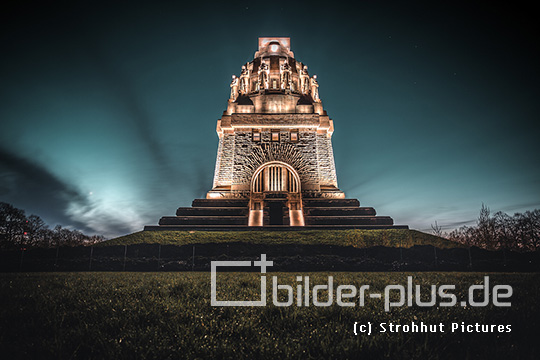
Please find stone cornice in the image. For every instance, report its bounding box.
[216,113,333,136]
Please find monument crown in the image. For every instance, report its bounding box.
[226,37,320,115]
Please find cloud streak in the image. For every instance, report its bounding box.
[0,146,90,229]
[0,146,152,237]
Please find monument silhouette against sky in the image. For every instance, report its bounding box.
[145,37,407,230]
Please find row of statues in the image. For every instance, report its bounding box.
[230,61,319,102]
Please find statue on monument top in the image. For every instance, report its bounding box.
[310,75,320,102]
[280,61,292,92]
[229,75,239,102]
[239,65,250,95]
[300,65,310,95]
[257,62,269,91]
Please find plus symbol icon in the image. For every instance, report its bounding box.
[253,254,273,273]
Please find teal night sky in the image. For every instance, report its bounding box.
[1,1,539,237]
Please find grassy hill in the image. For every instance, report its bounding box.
[100,229,462,249]
[12,229,534,273]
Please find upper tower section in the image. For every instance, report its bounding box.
[254,37,294,58]
[225,37,324,116]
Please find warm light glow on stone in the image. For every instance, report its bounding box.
[206,192,223,199]
[248,210,263,226]
[289,209,305,226]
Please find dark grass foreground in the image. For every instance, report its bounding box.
[0,272,538,359]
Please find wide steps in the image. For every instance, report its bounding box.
[147,197,406,230]
[305,216,394,226]
[145,224,408,230]
[176,207,249,216]
[192,199,250,207]
[302,198,360,208]
[159,216,248,226]
[303,207,376,216]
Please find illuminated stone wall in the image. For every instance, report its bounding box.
[211,124,340,196]
[316,134,338,187]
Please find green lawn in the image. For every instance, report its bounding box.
[0,272,537,359]
[102,229,461,249]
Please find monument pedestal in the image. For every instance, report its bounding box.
[144,198,407,231]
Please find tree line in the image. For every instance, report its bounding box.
[0,202,105,249]
[433,204,540,251]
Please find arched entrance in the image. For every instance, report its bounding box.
[248,161,304,226]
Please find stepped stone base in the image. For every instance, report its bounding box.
[144,225,409,231]
[144,198,408,231]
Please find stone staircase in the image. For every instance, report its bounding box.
[156,199,249,227]
[144,197,407,230]
[302,198,394,226]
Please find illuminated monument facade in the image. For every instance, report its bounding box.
[146,38,406,229]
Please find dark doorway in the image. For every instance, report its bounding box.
[268,202,284,225]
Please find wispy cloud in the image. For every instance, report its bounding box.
[0,146,91,230]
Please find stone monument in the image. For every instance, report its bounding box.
[145,37,407,230]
